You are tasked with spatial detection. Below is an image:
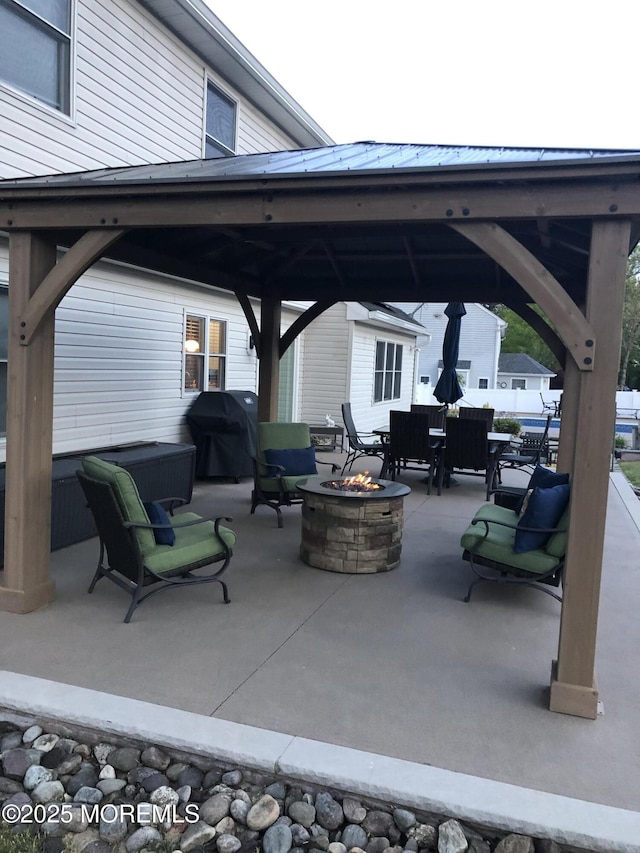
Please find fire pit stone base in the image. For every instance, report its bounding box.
[300,491,405,573]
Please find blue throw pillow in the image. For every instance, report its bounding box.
[264,446,318,478]
[514,483,570,554]
[144,501,176,546]
[515,466,569,514]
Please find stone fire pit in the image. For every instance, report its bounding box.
[297,475,411,574]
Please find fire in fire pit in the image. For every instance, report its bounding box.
[321,471,385,492]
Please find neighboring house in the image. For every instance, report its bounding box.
[390,303,506,390]
[0,0,333,460]
[296,302,425,435]
[496,353,556,391]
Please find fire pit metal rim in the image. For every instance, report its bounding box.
[296,477,411,499]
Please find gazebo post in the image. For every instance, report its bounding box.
[550,219,631,718]
[0,232,57,613]
[258,295,281,422]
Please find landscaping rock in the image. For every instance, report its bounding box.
[247,793,281,830]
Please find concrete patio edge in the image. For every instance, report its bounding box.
[1,671,639,853]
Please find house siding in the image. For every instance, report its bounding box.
[297,303,350,425]
[0,240,266,461]
[393,303,503,390]
[0,0,299,180]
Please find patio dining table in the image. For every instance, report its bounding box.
[373,426,519,483]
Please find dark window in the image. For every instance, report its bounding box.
[374,341,402,403]
[184,314,227,393]
[0,0,71,113]
[205,82,236,158]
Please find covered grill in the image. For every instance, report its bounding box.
[186,391,258,480]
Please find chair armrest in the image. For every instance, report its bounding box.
[317,460,340,472]
[124,515,233,531]
[156,497,188,515]
[470,516,565,539]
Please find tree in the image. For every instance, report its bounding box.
[618,244,640,389]
[490,304,560,372]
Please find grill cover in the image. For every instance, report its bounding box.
[186,390,258,479]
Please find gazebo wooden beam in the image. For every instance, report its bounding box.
[280,299,336,357]
[19,229,126,345]
[505,300,566,368]
[450,222,595,371]
[4,180,640,230]
[257,295,281,422]
[550,219,631,719]
[0,232,57,613]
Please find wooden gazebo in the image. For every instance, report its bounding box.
[2,141,640,719]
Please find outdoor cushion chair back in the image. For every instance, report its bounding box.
[251,422,337,527]
[443,417,499,500]
[459,407,495,429]
[341,402,386,475]
[77,456,234,622]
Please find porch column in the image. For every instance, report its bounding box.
[0,232,57,613]
[550,219,631,718]
[258,295,281,422]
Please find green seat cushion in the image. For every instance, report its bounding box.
[258,473,325,495]
[144,513,236,574]
[82,456,155,554]
[461,515,561,575]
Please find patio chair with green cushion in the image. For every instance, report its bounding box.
[77,456,235,623]
[251,422,338,528]
[460,476,570,603]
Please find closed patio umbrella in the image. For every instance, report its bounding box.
[434,302,466,406]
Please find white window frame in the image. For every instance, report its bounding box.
[0,0,73,115]
[374,340,403,404]
[478,377,489,389]
[183,312,227,395]
[204,79,237,158]
[511,378,527,390]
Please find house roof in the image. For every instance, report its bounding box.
[498,353,556,376]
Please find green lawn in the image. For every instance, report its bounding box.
[619,460,640,488]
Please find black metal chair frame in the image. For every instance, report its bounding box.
[498,414,553,480]
[250,456,338,527]
[462,516,564,603]
[540,393,561,417]
[387,410,444,495]
[442,418,500,500]
[78,471,232,622]
[341,402,386,475]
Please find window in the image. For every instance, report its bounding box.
[184,314,226,393]
[374,341,402,403]
[0,0,71,113]
[512,378,527,390]
[205,81,236,158]
[478,378,489,389]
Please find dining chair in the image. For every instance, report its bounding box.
[498,414,553,480]
[443,418,500,500]
[459,407,495,429]
[388,410,444,495]
[341,402,386,475]
[410,404,446,430]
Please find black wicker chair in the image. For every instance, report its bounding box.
[388,410,444,495]
[459,407,495,429]
[77,456,234,623]
[341,402,386,475]
[442,418,500,500]
[410,404,446,429]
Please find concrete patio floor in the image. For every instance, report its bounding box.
[1,453,639,814]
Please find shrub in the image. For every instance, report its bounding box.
[493,417,522,435]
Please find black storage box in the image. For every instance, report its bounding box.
[186,390,258,480]
[0,442,196,564]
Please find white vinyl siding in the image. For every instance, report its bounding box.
[0,248,259,461]
[297,303,350,426]
[0,0,301,179]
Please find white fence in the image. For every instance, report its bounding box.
[415,384,640,421]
